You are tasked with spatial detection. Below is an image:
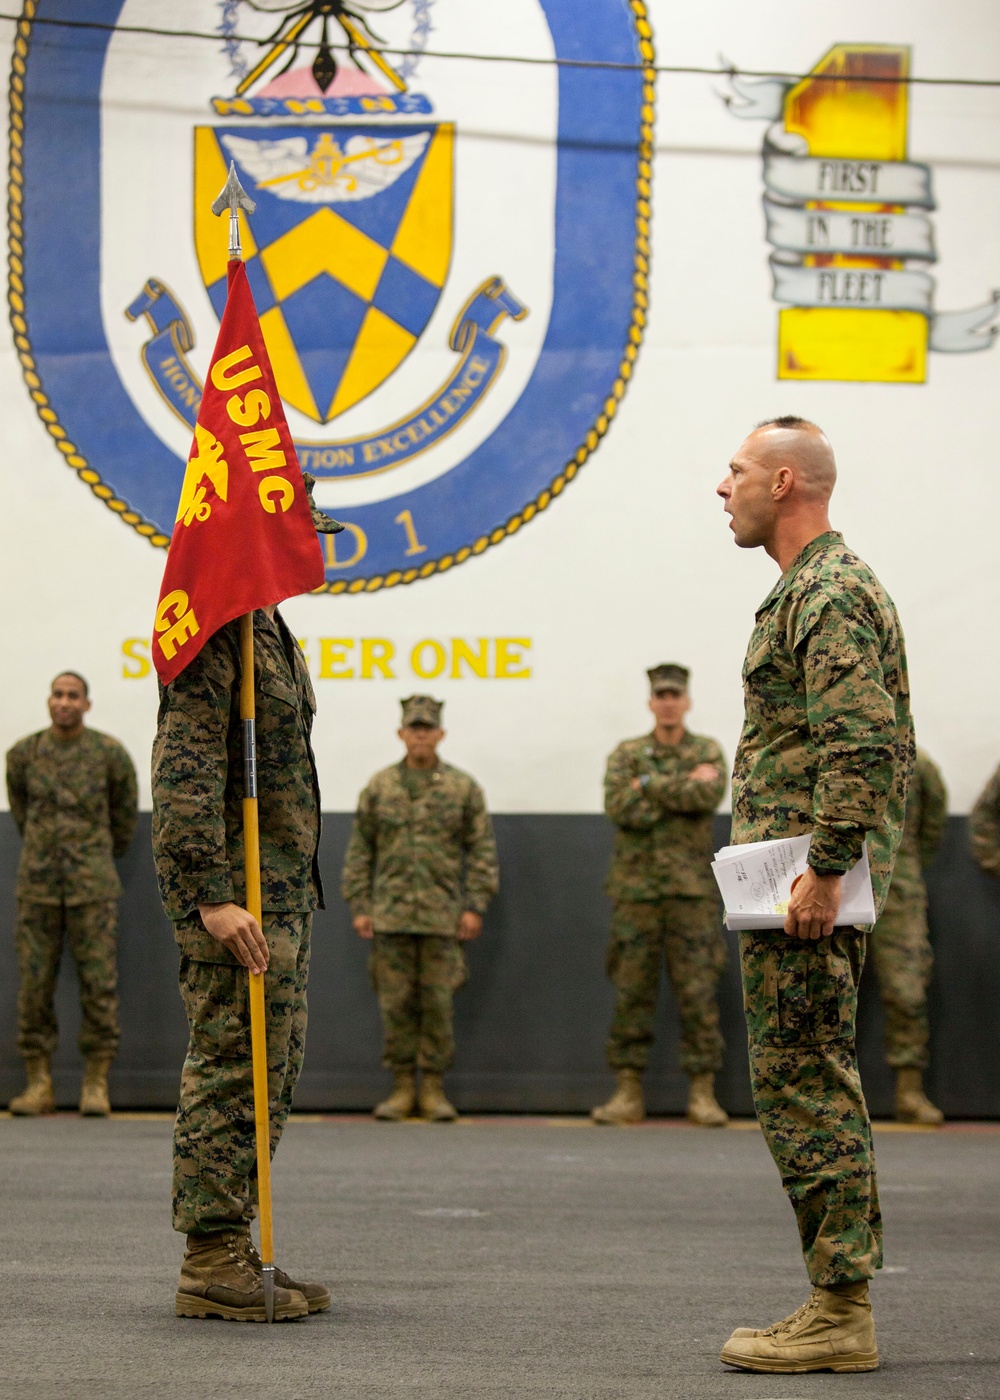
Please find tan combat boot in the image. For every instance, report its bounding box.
[373,1068,417,1121]
[895,1068,944,1125]
[9,1056,56,1116]
[721,1281,878,1373]
[687,1072,729,1127]
[419,1072,458,1122]
[591,1069,645,1125]
[79,1055,113,1116]
[728,1292,822,1341]
[241,1236,331,1314]
[176,1230,308,1322]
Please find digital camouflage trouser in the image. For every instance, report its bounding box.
[605,897,726,1075]
[870,895,932,1069]
[370,933,468,1073]
[14,899,120,1059]
[740,928,882,1288]
[172,912,311,1235]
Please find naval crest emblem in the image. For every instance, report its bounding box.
[10,0,653,592]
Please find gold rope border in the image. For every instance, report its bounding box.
[7,0,653,574]
[8,0,170,547]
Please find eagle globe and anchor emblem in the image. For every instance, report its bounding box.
[11,0,654,592]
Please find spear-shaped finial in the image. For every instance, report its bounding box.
[211,161,256,261]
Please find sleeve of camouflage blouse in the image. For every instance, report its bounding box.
[801,596,899,872]
[917,755,948,870]
[109,743,139,858]
[340,786,376,916]
[969,765,1000,878]
[462,782,499,913]
[604,743,660,830]
[645,740,727,814]
[150,646,236,915]
[5,743,27,836]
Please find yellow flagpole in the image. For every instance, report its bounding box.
[211,163,276,1322]
[239,612,276,1322]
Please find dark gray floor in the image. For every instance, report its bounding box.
[1,1115,996,1399]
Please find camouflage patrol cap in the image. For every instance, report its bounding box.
[400,694,443,727]
[647,663,689,694]
[301,472,344,534]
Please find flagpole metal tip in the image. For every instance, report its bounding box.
[211,161,256,218]
[212,161,256,261]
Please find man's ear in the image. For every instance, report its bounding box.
[771,465,794,501]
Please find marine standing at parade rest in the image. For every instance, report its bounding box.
[592,664,729,1128]
[152,600,330,1322]
[342,696,499,1123]
[716,417,913,1375]
[6,672,137,1117]
[969,762,1000,879]
[871,747,947,1124]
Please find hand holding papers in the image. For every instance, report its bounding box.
[711,835,876,931]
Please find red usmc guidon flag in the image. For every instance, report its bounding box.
[152,259,324,684]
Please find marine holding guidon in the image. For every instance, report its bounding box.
[151,476,342,1323]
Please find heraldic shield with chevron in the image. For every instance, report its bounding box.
[194,123,453,425]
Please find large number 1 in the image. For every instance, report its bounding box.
[394,508,427,556]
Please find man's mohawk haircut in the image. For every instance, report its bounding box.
[754,415,820,432]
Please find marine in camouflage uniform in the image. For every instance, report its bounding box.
[871,748,947,1123]
[152,476,341,1322]
[6,671,137,1116]
[969,763,1000,878]
[592,663,729,1128]
[342,695,499,1122]
[717,418,913,1374]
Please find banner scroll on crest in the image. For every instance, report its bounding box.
[128,275,527,482]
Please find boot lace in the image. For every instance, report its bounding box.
[764,1288,823,1337]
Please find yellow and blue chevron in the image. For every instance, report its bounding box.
[194,123,453,423]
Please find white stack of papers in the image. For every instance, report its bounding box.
[711,834,876,931]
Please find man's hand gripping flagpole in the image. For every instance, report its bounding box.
[212,163,278,1325]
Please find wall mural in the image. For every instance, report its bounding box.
[725,43,1000,382]
[8,0,653,592]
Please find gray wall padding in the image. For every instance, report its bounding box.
[1,813,998,1116]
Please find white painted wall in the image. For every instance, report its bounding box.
[1,2,997,812]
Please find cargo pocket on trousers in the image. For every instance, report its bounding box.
[368,946,380,994]
[740,934,781,1043]
[182,961,251,1061]
[776,937,856,1045]
[444,939,469,993]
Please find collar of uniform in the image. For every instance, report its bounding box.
[645,728,691,753]
[755,530,844,617]
[396,757,443,778]
[42,727,86,750]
